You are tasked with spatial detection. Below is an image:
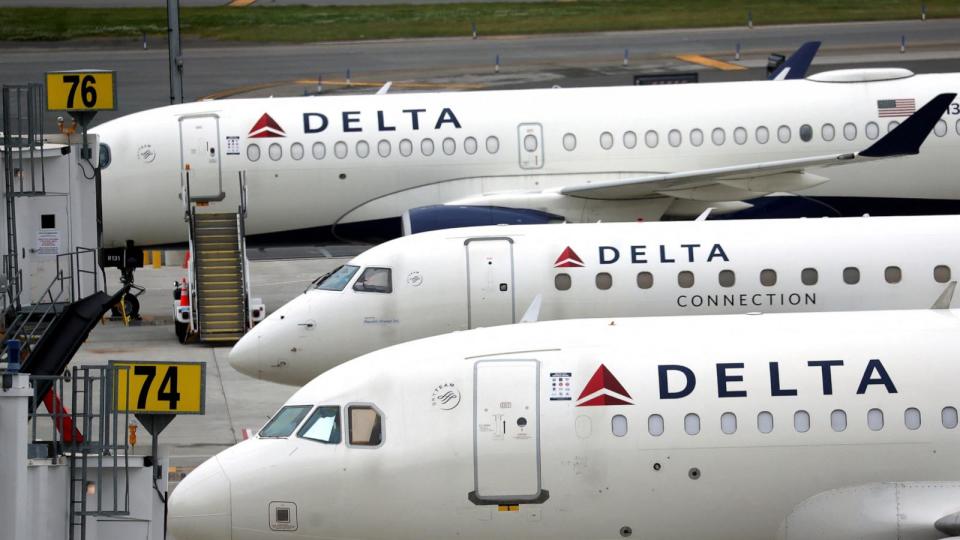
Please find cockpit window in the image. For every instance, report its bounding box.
[259,405,312,438]
[313,265,359,291]
[348,405,383,447]
[352,267,392,293]
[298,406,341,444]
[99,143,111,169]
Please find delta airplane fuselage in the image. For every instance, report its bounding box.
[230,215,960,385]
[93,70,960,247]
[171,309,960,540]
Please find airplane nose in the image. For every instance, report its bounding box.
[169,456,232,540]
[229,328,262,378]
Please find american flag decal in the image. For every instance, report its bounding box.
[877,98,916,118]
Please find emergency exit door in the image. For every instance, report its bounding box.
[472,359,543,503]
[179,114,224,201]
[518,123,544,169]
[465,238,514,329]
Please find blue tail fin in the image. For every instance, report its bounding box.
[769,41,821,80]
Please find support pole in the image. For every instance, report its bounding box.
[0,373,31,540]
[167,0,184,104]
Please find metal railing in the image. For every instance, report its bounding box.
[237,171,251,329]
[28,365,132,540]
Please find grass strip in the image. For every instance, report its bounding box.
[0,1,957,43]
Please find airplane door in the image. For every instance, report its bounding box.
[179,114,225,202]
[465,238,514,329]
[472,359,543,503]
[517,123,544,170]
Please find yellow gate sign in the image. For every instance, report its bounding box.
[111,361,206,414]
[46,70,117,111]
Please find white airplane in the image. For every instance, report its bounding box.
[229,214,960,386]
[91,72,957,248]
[170,307,960,540]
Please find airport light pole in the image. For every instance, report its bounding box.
[168,0,184,104]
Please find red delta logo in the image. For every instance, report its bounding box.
[554,246,584,268]
[248,113,286,138]
[576,364,633,406]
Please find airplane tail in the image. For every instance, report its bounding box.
[769,41,821,80]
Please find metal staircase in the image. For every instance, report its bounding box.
[193,212,246,342]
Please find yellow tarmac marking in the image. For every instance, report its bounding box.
[676,54,747,71]
[200,79,485,100]
[227,0,256,6]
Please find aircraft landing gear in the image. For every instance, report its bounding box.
[101,241,145,320]
[110,267,145,320]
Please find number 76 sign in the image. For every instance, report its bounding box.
[46,70,117,112]
[111,361,206,414]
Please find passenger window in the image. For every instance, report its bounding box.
[99,143,112,168]
[399,139,413,157]
[843,267,860,285]
[464,136,478,155]
[684,413,700,435]
[334,141,348,159]
[555,273,572,291]
[884,266,902,284]
[777,125,791,143]
[353,267,392,293]
[648,414,664,436]
[888,120,900,133]
[637,272,654,289]
[943,406,958,429]
[733,127,747,145]
[690,128,704,147]
[720,412,737,434]
[645,130,658,148]
[377,140,391,158]
[904,408,921,430]
[718,269,735,288]
[801,267,818,286]
[314,265,360,291]
[312,142,326,160]
[821,123,835,141]
[290,142,305,160]
[956,119,960,136]
[562,133,577,151]
[935,119,948,137]
[600,131,614,150]
[711,128,725,146]
[678,271,694,288]
[799,124,813,142]
[443,137,457,155]
[831,409,847,432]
[348,405,383,447]
[259,405,312,438]
[269,143,282,161]
[935,265,951,283]
[843,122,857,141]
[794,410,810,433]
[623,131,637,149]
[486,136,500,154]
[298,406,341,444]
[611,415,628,437]
[865,122,879,140]
[760,269,777,287]
[757,411,774,434]
[668,129,682,147]
[356,140,370,158]
[246,143,261,161]
[595,272,612,290]
[421,138,435,156]
[755,126,769,144]
[867,408,884,431]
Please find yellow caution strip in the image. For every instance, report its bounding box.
[676,54,747,71]
[227,0,256,6]
[498,504,520,512]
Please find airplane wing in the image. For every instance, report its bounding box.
[559,93,955,200]
[769,41,821,81]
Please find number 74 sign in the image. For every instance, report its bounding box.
[111,361,206,414]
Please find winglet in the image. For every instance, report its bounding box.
[932,281,956,309]
[376,81,392,95]
[520,294,542,323]
[860,93,956,157]
[770,41,821,80]
[695,207,713,221]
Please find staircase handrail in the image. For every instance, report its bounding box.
[237,171,251,329]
